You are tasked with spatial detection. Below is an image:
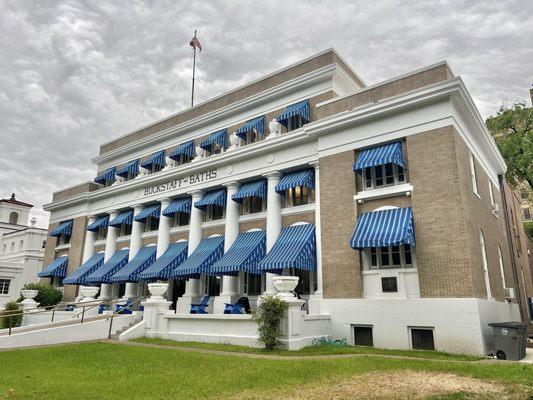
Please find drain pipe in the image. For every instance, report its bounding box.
[499,175,526,322]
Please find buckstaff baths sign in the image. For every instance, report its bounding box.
[143,168,218,196]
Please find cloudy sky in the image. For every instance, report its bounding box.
[1,0,532,228]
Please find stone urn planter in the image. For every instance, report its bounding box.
[80,286,100,302]
[148,282,168,301]
[20,289,39,304]
[272,276,299,299]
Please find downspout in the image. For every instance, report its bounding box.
[498,174,525,322]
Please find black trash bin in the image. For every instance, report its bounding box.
[488,322,527,360]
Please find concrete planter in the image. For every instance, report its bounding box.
[148,283,168,301]
[272,276,299,298]
[80,286,100,301]
[20,290,39,304]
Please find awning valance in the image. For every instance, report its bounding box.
[50,221,73,237]
[275,169,315,194]
[86,249,129,284]
[349,207,415,249]
[200,129,227,150]
[235,116,265,140]
[194,189,227,210]
[116,159,139,178]
[276,100,310,126]
[162,198,192,217]
[87,216,109,232]
[108,210,134,228]
[231,180,267,203]
[133,204,161,222]
[110,246,157,283]
[353,142,404,172]
[63,253,105,285]
[140,150,166,170]
[259,224,316,272]
[139,242,188,280]
[94,167,117,185]
[209,231,266,275]
[170,236,224,279]
[38,256,69,278]
[169,141,195,160]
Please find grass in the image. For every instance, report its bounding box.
[133,336,483,361]
[524,220,533,239]
[0,342,531,400]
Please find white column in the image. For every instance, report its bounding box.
[123,204,144,299]
[100,210,118,300]
[156,198,172,258]
[308,162,323,314]
[82,215,97,263]
[264,172,283,295]
[214,182,240,313]
[176,190,203,313]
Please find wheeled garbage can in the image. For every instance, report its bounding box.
[488,322,527,361]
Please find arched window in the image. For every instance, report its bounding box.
[479,230,492,299]
[8,212,18,225]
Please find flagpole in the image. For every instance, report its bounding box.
[191,30,197,107]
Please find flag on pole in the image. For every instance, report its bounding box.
[190,33,202,52]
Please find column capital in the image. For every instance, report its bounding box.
[132,204,144,214]
[223,181,240,190]
[262,171,282,180]
[86,214,96,222]
[188,189,204,198]
[157,197,173,205]
[107,209,119,216]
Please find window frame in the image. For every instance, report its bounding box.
[204,204,225,222]
[144,216,160,232]
[0,279,10,295]
[470,153,479,196]
[283,185,315,208]
[362,163,405,191]
[119,223,132,237]
[363,244,415,270]
[479,230,492,299]
[172,212,190,227]
[243,272,263,296]
[286,114,305,132]
[240,196,266,215]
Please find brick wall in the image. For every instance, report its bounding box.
[62,216,87,302]
[240,219,266,233]
[282,211,315,227]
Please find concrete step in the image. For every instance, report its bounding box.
[0,314,108,337]
[109,316,142,339]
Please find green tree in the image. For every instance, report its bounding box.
[485,102,533,190]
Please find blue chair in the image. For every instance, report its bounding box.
[115,298,133,314]
[65,304,75,312]
[190,295,210,314]
[98,304,107,314]
[223,302,244,314]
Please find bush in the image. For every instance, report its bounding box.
[17,283,63,308]
[252,295,288,350]
[0,301,22,329]
[524,221,533,240]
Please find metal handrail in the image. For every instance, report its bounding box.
[70,297,126,319]
[106,296,145,339]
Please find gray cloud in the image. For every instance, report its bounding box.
[1,0,532,228]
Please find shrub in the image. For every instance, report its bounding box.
[0,301,22,329]
[17,283,63,308]
[252,295,288,350]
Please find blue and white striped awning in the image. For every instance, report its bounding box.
[162,197,192,217]
[133,204,161,222]
[200,129,227,150]
[209,231,266,275]
[38,256,69,278]
[140,150,166,169]
[259,224,316,271]
[87,215,109,232]
[94,167,117,185]
[275,169,315,194]
[139,242,188,280]
[63,253,105,285]
[169,141,195,160]
[108,210,134,228]
[235,116,265,140]
[276,100,310,126]
[231,180,267,203]
[353,142,404,172]
[110,246,157,283]
[170,236,224,279]
[86,249,129,284]
[116,159,139,178]
[350,207,415,249]
[49,221,73,237]
[194,189,227,210]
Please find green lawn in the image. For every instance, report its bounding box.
[0,342,531,400]
[133,337,483,361]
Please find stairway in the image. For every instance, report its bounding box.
[109,315,143,339]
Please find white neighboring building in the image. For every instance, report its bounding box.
[0,194,47,309]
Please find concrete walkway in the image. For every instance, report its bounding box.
[519,348,533,364]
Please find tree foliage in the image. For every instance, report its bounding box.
[252,295,288,350]
[17,283,63,308]
[486,102,533,190]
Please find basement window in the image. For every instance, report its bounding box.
[410,328,435,350]
[353,325,373,347]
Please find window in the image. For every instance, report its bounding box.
[150,163,163,174]
[203,275,220,296]
[174,153,192,166]
[172,212,190,227]
[244,129,261,145]
[497,245,506,290]
[488,180,495,205]
[284,186,315,207]
[480,230,492,299]
[205,143,224,157]
[42,240,46,249]
[144,216,159,232]
[56,234,70,246]
[411,328,435,350]
[10,242,14,252]
[2,244,6,254]
[363,245,414,270]
[243,272,262,295]
[120,223,132,237]
[286,115,306,132]
[19,240,23,249]
[204,205,225,221]
[0,279,10,295]
[381,277,398,293]
[520,188,528,200]
[97,227,107,241]
[524,208,531,220]
[240,197,265,215]
[362,163,405,190]
[288,268,317,295]
[8,212,18,225]
[469,153,479,196]
[353,326,373,347]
